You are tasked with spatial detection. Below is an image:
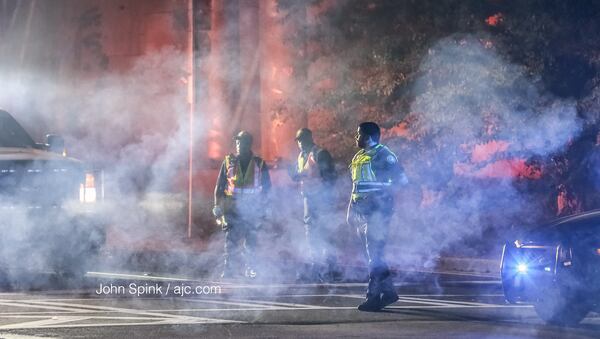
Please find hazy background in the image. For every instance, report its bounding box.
[1,0,600,281]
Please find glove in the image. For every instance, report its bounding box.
[212,205,224,218]
[216,216,229,231]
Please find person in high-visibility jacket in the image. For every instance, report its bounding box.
[347,122,408,312]
[213,131,271,279]
[289,128,337,282]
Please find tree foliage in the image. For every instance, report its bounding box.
[276,0,600,160]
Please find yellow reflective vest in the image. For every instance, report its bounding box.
[224,155,264,196]
[350,144,395,201]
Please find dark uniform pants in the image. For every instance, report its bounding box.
[349,195,396,298]
[222,197,261,274]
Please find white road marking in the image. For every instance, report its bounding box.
[0,299,242,329]
[396,297,461,307]
[87,272,195,282]
[0,292,532,330]
[221,298,329,309]
[399,294,504,297]
[265,294,529,309]
[88,271,497,288]
[182,298,279,309]
[399,296,492,307]
[0,301,96,313]
[139,305,534,312]
[319,294,467,307]
[11,300,230,321]
[1,316,92,329]
[0,333,59,339]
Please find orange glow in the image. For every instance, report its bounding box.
[486,13,503,26]
[455,139,543,179]
[382,115,423,141]
[85,173,95,188]
[557,185,583,216]
[79,173,97,203]
[383,121,412,139]
[471,140,510,163]
[454,158,526,179]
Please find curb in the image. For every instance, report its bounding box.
[435,256,500,276]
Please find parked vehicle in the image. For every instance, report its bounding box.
[0,109,105,281]
[501,210,600,325]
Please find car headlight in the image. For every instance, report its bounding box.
[516,263,528,274]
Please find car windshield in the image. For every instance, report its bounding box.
[0,111,36,148]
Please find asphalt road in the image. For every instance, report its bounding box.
[0,271,599,338]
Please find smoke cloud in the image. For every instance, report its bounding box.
[0,4,589,306]
[386,34,583,270]
[0,42,211,287]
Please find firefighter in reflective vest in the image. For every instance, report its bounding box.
[347,122,408,312]
[213,131,271,279]
[289,128,337,282]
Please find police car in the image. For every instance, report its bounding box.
[501,210,600,325]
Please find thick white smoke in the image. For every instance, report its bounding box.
[0,8,588,298]
[386,34,583,271]
[412,35,580,157]
[0,45,209,287]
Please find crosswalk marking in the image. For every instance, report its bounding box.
[0,292,531,330]
[0,301,96,313]
[182,298,279,309]
[398,296,493,307]
[1,316,93,329]
[0,299,242,329]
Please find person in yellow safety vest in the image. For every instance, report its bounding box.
[347,122,408,312]
[289,128,337,282]
[213,131,271,279]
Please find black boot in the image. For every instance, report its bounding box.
[380,291,399,308]
[358,276,383,312]
[380,276,398,308]
[358,295,384,312]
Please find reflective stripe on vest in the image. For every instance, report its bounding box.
[224,155,262,196]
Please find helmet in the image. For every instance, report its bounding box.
[234,130,253,144]
[295,128,313,142]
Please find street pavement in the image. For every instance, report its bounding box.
[0,271,598,338]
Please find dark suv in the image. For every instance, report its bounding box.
[0,109,105,282]
[501,210,600,326]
